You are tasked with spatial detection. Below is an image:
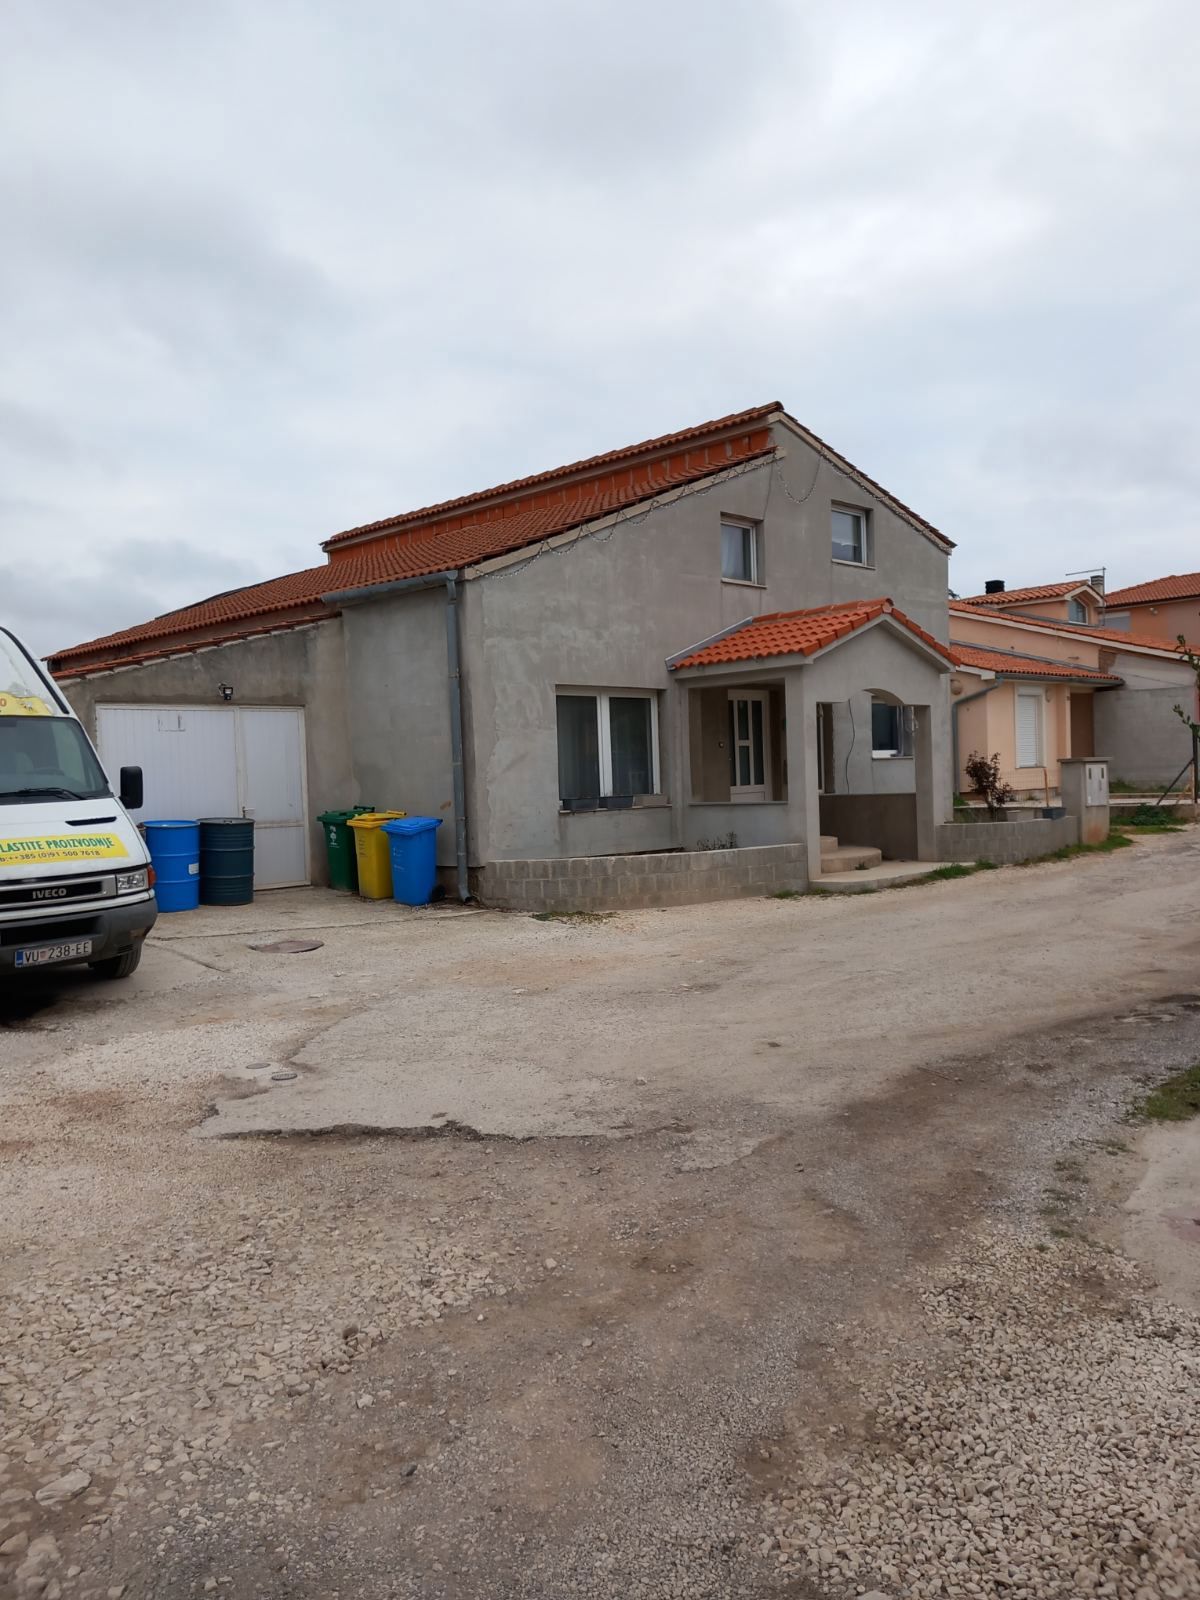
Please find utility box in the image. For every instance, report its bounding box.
[1060,757,1110,845]
[1084,761,1109,809]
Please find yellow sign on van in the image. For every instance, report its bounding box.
[0,692,53,716]
[0,834,130,868]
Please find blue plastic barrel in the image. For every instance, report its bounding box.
[142,820,201,912]
[381,817,443,906]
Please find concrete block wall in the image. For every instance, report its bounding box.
[473,843,807,913]
[934,813,1078,864]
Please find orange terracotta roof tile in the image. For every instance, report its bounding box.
[324,403,784,546]
[948,601,1184,654]
[1105,571,1200,606]
[51,617,329,680]
[50,402,952,672]
[959,581,1092,607]
[950,643,1121,683]
[670,599,953,670]
[49,430,776,670]
[48,567,336,667]
[321,437,775,580]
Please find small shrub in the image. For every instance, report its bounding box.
[965,750,1016,818]
[696,832,738,852]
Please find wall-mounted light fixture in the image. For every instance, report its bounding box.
[218,683,234,702]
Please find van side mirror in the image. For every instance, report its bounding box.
[119,766,144,811]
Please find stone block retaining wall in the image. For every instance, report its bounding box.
[473,843,808,913]
[934,813,1078,865]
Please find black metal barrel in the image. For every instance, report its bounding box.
[199,817,255,906]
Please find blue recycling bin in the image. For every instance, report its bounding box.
[143,820,201,912]
[381,817,443,906]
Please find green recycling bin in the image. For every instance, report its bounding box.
[317,807,375,892]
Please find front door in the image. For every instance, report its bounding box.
[728,691,769,801]
[1069,692,1095,758]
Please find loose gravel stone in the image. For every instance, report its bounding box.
[34,1471,90,1507]
[763,1229,1200,1599]
[0,1202,501,1550]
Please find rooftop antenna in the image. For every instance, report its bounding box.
[1066,565,1107,605]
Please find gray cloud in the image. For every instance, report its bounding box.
[2,0,1198,657]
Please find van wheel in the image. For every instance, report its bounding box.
[90,947,142,980]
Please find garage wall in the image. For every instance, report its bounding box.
[59,621,354,885]
[339,590,458,866]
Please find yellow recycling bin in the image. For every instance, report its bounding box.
[347,811,406,899]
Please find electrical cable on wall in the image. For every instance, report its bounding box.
[843,696,855,794]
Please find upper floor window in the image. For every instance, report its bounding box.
[832,506,870,565]
[1068,598,1088,624]
[721,519,762,584]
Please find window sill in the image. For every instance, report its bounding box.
[558,796,670,816]
[832,558,876,570]
[690,798,790,806]
[871,752,912,761]
[721,578,767,589]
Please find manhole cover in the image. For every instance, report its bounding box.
[248,939,325,954]
[270,1070,298,1082]
[246,1061,273,1072]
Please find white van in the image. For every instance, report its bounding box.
[1,626,157,980]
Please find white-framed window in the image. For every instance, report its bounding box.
[832,505,870,565]
[721,518,762,584]
[556,690,659,806]
[1067,598,1088,624]
[871,698,913,758]
[728,690,770,801]
[1015,689,1044,768]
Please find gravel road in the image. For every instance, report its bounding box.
[2,832,1199,1599]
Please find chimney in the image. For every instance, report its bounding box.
[984,579,1006,595]
[1089,573,1105,594]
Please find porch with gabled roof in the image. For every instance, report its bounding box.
[668,598,954,884]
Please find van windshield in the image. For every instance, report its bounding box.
[0,716,111,804]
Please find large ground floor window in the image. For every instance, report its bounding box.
[556,690,659,806]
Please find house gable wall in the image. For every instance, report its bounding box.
[461,426,951,862]
[1106,597,1200,650]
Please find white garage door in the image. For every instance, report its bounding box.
[96,705,309,889]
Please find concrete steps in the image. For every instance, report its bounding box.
[820,840,883,873]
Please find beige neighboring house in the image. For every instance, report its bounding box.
[948,582,1197,796]
[1104,572,1200,652]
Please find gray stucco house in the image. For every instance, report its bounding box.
[50,403,957,906]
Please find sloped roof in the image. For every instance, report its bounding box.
[959,581,1095,607]
[950,643,1121,684]
[49,419,777,671]
[947,602,1184,655]
[321,434,775,580]
[325,403,952,556]
[53,618,329,680]
[324,403,782,547]
[669,599,953,671]
[1106,571,1200,607]
[49,567,336,669]
[49,402,951,673]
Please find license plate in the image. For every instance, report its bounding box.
[15,938,94,968]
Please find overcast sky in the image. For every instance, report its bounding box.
[3,1,1198,657]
